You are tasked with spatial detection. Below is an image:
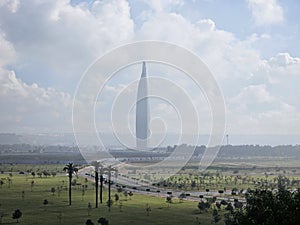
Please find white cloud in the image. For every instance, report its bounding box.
[227,101,300,135]
[0,0,299,137]
[196,19,216,31]
[247,0,284,26]
[0,0,135,132]
[0,0,20,13]
[143,0,184,13]
[0,0,134,85]
[0,68,72,132]
[0,33,15,66]
[230,84,274,109]
[269,53,300,67]
[227,53,300,134]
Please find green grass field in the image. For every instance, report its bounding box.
[0,173,217,225]
[1,162,299,225]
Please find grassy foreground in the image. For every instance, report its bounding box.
[0,174,217,225]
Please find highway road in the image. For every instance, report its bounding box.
[78,166,246,203]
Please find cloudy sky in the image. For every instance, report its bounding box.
[0,0,299,137]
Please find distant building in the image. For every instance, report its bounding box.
[136,62,149,150]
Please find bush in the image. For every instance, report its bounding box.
[12,209,22,223]
[86,219,94,225]
[98,217,109,225]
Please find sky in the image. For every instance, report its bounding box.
[0,0,300,138]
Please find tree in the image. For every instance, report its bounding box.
[30,180,34,192]
[215,202,221,210]
[51,171,57,177]
[114,193,119,203]
[105,165,117,211]
[63,163,78,206]
[7,177,12,188]
[117,186,123,193]
[43,199,48,205]
[128,191,133,200]
[233,200,243,209]
[212,209,221,224]
[123,191,128,200]
[225,203,234,211]
[198,201,210,213]
[91,161,100,208]
[166,195,172,207]
[99,166,106,204]
[0,180,4,188]
[145,203,151,216]
[106,199,113,209]
[87,202,92,216]
[91,161,105,208]
[82,187,85,201]
[221,200,228,205]
[224,184,300,225]
[12,209,22,223]
[42,170,50,178]
[97,217,109,225]
[57,186,61,197]
[86,219,94,225]
[21,190,25,200]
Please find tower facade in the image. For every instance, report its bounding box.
[136,62,149,150]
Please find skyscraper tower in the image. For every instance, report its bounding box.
[136,61,149,150]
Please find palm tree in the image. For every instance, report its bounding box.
[99,166,105,204]
[63,163,78,206]
[91,161,101,208]
[105,165,117,211]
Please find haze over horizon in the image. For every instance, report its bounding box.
[1,132,300,147]
[0,0,300,143]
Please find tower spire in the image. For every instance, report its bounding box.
[141,61,146,78]
[136,61,149,150]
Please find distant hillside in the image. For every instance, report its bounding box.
[217,145,300,158]
[1,133,300,146]
[0,133,23,144]
[1,144,299,164]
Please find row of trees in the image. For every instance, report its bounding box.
[154,172,300,191]
[63,162,117,208]
[91,162,117,210]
